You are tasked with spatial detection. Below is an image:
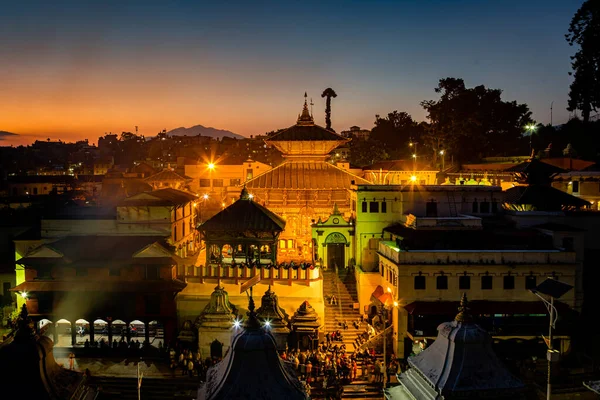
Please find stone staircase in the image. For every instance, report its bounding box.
[322,268,363,353]
[89,376,198,399]
[321,269,391,399]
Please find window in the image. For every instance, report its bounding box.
[230,178,241,186]
[562,237,574,251]
[246,169,253,180]
[481,275,493,290]
[145,266,160,280]
[109,268,120,276]
[287,239,294,248]
[369,201,379,213]
[503,275,515,290]
[572,181,579,193]
[436,275,448,290]
[76,268,88,277]
[414,275,426,290]
[145,295,160,314]
[361,202,367,213]
[480,200,490,213]
[352,200,356,212]
[381,202,387,213]
[426,200,437,217]
[525,275,537,290]
[199,179,210,187]
[459,276,471,290]
[212,179,224,187]
[279,239,287,249]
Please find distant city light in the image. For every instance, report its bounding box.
[393,301,399,307]
[439,150,445,155]
[387,287,392,293]
[412,154,416,158]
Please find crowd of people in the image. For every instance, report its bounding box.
[279,339,400,398]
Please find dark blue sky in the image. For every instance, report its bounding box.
[0,0,584,144]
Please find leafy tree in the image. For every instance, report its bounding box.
[421,78,532,164]
[321,88,337,131]
[370,111,421,158]
[348,136,389,167]
[566,0,600,123]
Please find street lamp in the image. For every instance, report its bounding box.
[382,291,398,390]
[530,277,573,400]
[409,141,418,171]
[526,124,537,156]
[439,150,445,171]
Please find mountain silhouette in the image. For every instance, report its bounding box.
[0,130,18,139]
[167,125,244,140]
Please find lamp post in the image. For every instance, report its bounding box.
[382,289,398,392]
[439,150,445,171]
[526,124,537,156]
[530,278,573,400]
[409,141,418,171]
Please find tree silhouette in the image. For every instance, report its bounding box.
[566,0,600,123]
[321,88,337,131]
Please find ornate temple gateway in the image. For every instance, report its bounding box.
[245,94,369,263]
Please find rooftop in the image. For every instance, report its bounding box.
[245,161,369,190]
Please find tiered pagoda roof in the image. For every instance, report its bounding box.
[199,187,286,234]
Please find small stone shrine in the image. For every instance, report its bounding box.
[290,300,321,350]
[196,283,237,358]
[255,285,290,351]
[197,293,309,400]
[386,294,525,400]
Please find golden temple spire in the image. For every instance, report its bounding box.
[297,92,314,126]
[455,293,473,323]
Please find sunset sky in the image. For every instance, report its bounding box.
[1,0,584,146]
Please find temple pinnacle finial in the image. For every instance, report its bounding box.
[297,92,314,125]
[240,185,250,200]
[455,293,473,323]
[244,286,262,329]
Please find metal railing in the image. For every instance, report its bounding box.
[355,325,393,353]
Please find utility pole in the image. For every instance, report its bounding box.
[550,102,553,126]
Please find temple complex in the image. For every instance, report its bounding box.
[177,186,324,333]
[245,94,370,263]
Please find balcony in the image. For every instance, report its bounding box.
[179,262,321,286]
[378,241,576,265]
[405,213,482,230]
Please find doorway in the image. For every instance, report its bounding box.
[327,243,345,273]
